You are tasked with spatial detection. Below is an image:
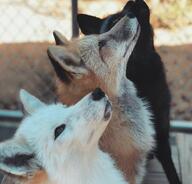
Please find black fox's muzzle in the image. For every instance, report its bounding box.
[125,11,135,19]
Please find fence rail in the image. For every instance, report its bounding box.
[0,109,192,134]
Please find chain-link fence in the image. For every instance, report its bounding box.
[0,0,74,110]
[0,0,191,120]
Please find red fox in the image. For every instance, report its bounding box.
[47,16,154,184]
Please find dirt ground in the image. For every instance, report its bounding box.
[0,42,56,109]
[157,44,192,120]
[0,42,191,121]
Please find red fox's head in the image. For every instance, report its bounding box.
[48,16,140,104]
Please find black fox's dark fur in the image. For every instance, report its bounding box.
[77,0,181,184]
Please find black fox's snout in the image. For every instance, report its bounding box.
[92,88,105,101]
[118,8,136,19]
[125,11,135,19]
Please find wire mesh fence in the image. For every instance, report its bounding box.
[0,0,74,110]
[0,0,191,121]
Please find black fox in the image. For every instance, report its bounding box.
[77,1,180,184]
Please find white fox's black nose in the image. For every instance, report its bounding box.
[92,88,105,101]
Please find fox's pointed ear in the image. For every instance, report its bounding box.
[0,139,40,177]
[123,0,133,11]
[19,89,46,115]
[77,14,103,35]
[47,46,88,79]
[53,30,69,46]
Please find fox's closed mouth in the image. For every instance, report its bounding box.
[104,101,112,121]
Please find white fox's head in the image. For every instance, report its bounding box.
[0,88,112,181]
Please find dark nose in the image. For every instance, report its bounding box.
[92,88,105,101]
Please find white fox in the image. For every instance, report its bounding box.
[0,88,128,184]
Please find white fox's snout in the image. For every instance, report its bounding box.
[91,87,112,121]
[0,88,113,183]
[89,88,112,122]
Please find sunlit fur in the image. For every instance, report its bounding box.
[0,90,129,184]
[47,16,155,184]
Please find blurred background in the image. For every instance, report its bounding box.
[0,0,191,183]
[0,0,191,121]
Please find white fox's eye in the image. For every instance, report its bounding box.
[54,124,66,140]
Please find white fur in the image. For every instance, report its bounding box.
[20,89,45,114]
[0,90,128,184]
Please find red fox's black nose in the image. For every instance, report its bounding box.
[92,88,105,101]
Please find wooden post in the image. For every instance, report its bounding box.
[71,0,79,37]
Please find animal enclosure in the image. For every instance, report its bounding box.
[0,0,191,120]
[0,0,192,184]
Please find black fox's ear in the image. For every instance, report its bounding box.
[53,30,69,46]
[134,0,150,20]
[47,46,88,82]
[77,14,103,35]
[123,0,133,11]
[0,140,40,178]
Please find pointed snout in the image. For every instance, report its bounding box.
[125,11,135,18]
[104,15,139,42]
[91,88,105,101]
[91,88,112,121]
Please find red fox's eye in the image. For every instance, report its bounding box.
[112,17,120,25]
[54,124,66,140]
[98,40,106,51]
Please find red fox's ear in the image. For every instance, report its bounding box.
[0,139,40,178]
[53,30,69,46]
[47,46,88,79]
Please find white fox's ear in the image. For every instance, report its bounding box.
[19,89,46,114]
[0,139,41,177]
